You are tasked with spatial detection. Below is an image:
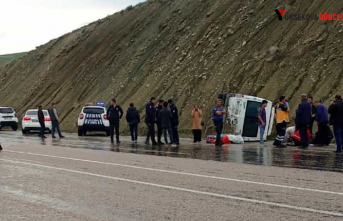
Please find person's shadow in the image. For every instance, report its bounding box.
[131,143,138,154]
[110,144,120,152]
[214,146,222,161]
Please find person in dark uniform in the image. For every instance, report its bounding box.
[329,95,343,153]
[213,99,226,146]
[126,103,140,143]
[168,99,180,145]
[295,94,312,149]
[38,105,47,139]
[159,101,175,146]
[155,100,164,145]
[308,96,316,135]
[107,99,123,144]
[145,97,157,145]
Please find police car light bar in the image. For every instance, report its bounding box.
[95,101,106,107]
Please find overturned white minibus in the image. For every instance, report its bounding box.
[218,93,275,142]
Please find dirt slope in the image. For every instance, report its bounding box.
[1,0,343,135]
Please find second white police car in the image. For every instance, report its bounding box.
[78,102,110,136]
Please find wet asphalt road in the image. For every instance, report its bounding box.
[0,130,342,221]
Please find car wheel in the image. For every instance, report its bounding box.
[78,129,83,136]
[22,129,28,134]
[106,130,110,136]
[12,125,18,131]
[83,130,87,136]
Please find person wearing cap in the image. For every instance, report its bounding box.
[295,94,312,149]
[328,95,343,153]
[273,96,290,147]
[168,99,180,145]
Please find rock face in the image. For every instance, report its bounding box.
[1,0,343,135]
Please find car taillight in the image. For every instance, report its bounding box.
[23,117,31,121]
[103,114,108,120]
[80,114,84,119]
[44,117,51,121]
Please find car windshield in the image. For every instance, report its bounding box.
[0,108,14,114]
[26,110,48,116]
[83,108,104,114]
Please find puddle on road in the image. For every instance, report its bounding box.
[1,131,342,172]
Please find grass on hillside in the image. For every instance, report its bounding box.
[0,52,27,67]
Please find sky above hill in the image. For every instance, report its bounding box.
[0,0,144,55]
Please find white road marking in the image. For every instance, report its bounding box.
[1,158,342,217]
[4,150,343,196]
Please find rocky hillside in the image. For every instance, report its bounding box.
[1,0,343,135]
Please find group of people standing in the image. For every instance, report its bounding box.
[144,97,180,146]
[106,97,181,146]
[263,94,343,153]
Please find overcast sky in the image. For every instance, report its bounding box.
[0,0,144,55]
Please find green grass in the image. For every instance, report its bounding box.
[0,52,27,67]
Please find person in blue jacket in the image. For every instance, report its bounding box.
[295,94,312,149]
[213,99,226,146]
[314,100,329,146]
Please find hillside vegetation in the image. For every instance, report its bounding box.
[0,0,342,135]
[0,52,27,67]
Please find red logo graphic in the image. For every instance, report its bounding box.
[278,9,286,16]
[275,9,286,20]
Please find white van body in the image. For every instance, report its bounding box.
[220,93,274,142]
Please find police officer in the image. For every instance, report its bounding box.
[155,99,164,145]
[168,99,180,145]
[145,97,157,145]
[107,99,124,144]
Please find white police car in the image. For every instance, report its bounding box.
[78,102,110,136]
